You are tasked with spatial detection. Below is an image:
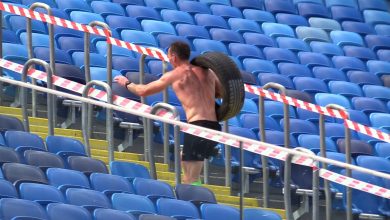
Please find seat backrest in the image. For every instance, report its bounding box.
[94,208,136,220]
[310,41,344,57]
[0,146,20,165]
[46,168,90,190]
[112,193,156,214]
[262,22,295,38]
[308,17,341,32]
[156,198,200,219]
[110,161,151,180]
[90,1,125,17]
[175,184,217,204]
[337,139,373,156]
[363,85,390,102]
[244,208,282,220]
[0,198,49,220]
[296,26,330,42]
[19,183,65,205]
[356,155,390,174]
[46,135,86,155]
[90,173,134,195]
[24,150,65,170]
[0,179,18,199]
[0,114,25,132]
[177,0,211,15]
[4,131,45,150]
[312,67,347,82]
[328,81,363,99]
[47,203,92,220]
[276,13,308,28]
[201,203,239,220]
[347,71,382,86]
[139,214,175,220]
[133,178,175,199]
[66,188,112,210]
[375,143,390,159]
[352,97,388,114]
[210,4,242,19]
[297,134,338,153]
[68,156,108,175]
[2,163,48,185]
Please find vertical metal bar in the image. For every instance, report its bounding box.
[26,6,36,117]
[319,113,332,220]
[174,123,181,185]
[284,154,293,220]
[203,159,209,184]
[258,94,269,208]
[312,160,320,220]
[84,28,92,140]
[0,11,3,106]
[139,55,148,161]
[239,141,244,220]
[224,121,231,187]
[162,61,170,165]
[147,116,156,179]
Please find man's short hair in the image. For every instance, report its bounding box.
[169,41,190,60]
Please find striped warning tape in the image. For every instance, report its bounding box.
[1,58,389,200]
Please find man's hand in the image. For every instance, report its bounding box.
[114,75,130,87]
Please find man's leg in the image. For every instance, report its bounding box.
[182,161,204,184]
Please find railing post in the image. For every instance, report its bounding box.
[147,103,180,180]
[82,80,114,160]
[312,154,320,220]
[239,141,244,220]
[138,54,149,160]
[224,121,232,187]
[21,59,54,135]
[0,11,3,106]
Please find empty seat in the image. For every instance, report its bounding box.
[344,109,371,126]
[263,102,298,121]
[193,39,228,54]
[68,156,108,176]
[7,15,47,35]
[139,214,175,220]
[262,22,295,38]
[210,28,244,44]
[228,18,262,34]
[0,114,24,131]
[201,204,239,220]
[240,114,281,132]
[281,118,318,137]
[157,198,200,219]
[121,30,158,47]
[4,130,46,154]
[144,0,177,10]
[126,5,161,21]
[133,178,175,201]
[330,30,364,47]
[57,36,96,54]
[160,10,194,25]
[297,3,330,18]
[264,47,298,64]
[328,81,363,98]
[47,203,92,220]
[315,93,351,109]
[72,52,106,69]
[258,73,295,89]
[243,33,277,49]
[2,29,20,44]
[296,26,330,42]
[243,9,275,23]
[195,14,228,30]
[177,1,211,15]
[326,0,358,8]
[46,135,87,159]
[110,161,151,181]
[370,113,390,130]
[298,134,338,153]
[347,71,382,86]
[199,0,231,6]
[265,0,297,14]
[365,35,390,51]
[363,85,390,102]
[278,63,313,78]
[56,0,90,13]
[358,0,388,11]
[69,11,104,25]
[332,56,367,72]
[337,139,373,156]
[94,208,136,220]
[66,188,112,211]
[298,52,332,68]
[243,59,278,76]
[46,168,90,192]
[106,16,141,33]
[331,6,363,23]
[341,21,376,36]
[210,4,242,19]
[231,0,264,10]
[19,32,51,48]
[375,24,390,36]
[277,37,311,53]
[244,208,282,220]
[0,179,18,199]
[19,183,65,206]
[276,13,309,28]
[293,77,329,94]
[352,97,388,114]
[312,67,347,83]
[367,60,390,77]
[175,184,217,206]
[141,20,176,36]
[376,49,390,62]
[308,17,341,32]
[343,46,377,61]
[90,173,134,197]
[111,0,143,7]
[90,1,125,17]
[24,150,65,171]
[375,143,390,159]
[363,10,390,25]
[176,24,210,40]
[34,47,72,65]
[286,89,314,103]
[325,123,358,141]
[0,146,20,165]
[3,163,48,187]
[112,193,156,216]
[229,43,264,61]
[0,198,49,220]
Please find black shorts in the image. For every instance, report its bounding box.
[182,120,222,161]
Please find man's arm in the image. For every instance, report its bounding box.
[114,71,176,97]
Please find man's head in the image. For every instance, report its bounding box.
[168,41,190,67]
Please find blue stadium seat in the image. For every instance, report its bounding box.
[7,15,47,35]
[176,24,210,40]
[47,203,92,220]
[280,118,318,137]
[231,0,264,10]
[286,89,314,103]
[0,179,18,199]
[263,101,297,121]
[2,29,20,44]
[365,35,390,52]
[46,136,87,159]
[111,0,143,7]
[2,43,28,80]
[68,156,108,176]
[91,1,125,17]
[242,9,275,23]
[298,52,332,68]
[112,193,156,217]
[228,18,262,34]
[258,73,294,89]
[346,109,371,126]
[244,208,282,220]
[112,56,141,74]
[357,155,390,174]
[57,36,96,54]
[328,81,363,98]
[262,22,295,38]
[19,183,65,206]
[141,20,176,36]
[278,63,313,78]
[72,52,106,69]
[0,146,20,165]
[88,67,121,82]
[22,0,56,7]
[276,13,309,28]
[363,85,390,102]
[276,37,311,53]
[46,168,90,192]
[363,10,390,25]
[312,67,347,82]
[19,32,51,48]
[201,203,239,220]
[337,139,374,156]
[297,134,338,153]
[332,56,367,72]
[4,131,46,154]
[375,24,390,36]
[146,60,173,76]
[177,0,211,15]
[34,47,72,65]
[367,60,390,77]
[193,39,228,54]
[90,173,134,197]
[133,178,175,202]
[341,21,376,36]
[24,150,65,171]
[96,42,135,58]
[293,77,329,95]
[126,5,161,21]
[370,113,390,130]
[343,46,377,61]
[297,3,330,18]
[66,188,112,211]
[3,163,48,186]
[106,15,141,33]
[56,0,91,13]
[308,17,341,33]
[347,71,382,86]
[325,0,358,8]
[330,6,363,23]
[263,47,298,64]
[69,11,105,26]
[110,161,151,181]
[325,123,358,141]
[194,14,229,29]
[243,33,277,49]
[229,43,264,61]
[352,97,388,114]
[94,209,136,220]
[121,30,158,47]
[144,0,177,11]
[243,59,278,76]
[296,26,330,42]
[160,10,194,25]
[53,63,85,84]
[240,114,281,131]
[358,0,388,11]
[265,0,297,14]
[0,198,49,220]
[210,4,242,19]
[199,0,231,6]
[239,99,259,115]
[157,34,192,51]
[315,93,351,109]
[377,49,390,62]
[175,184,217,206]
[157,198,200,219]
[210,28,244,44]
[241,71,258,85]
[139,214,175,220]
[375,143,390,159]
[330,30,364,47]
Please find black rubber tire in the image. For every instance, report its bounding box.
[191,52,244,121]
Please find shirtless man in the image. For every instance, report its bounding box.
[114,41,222,184]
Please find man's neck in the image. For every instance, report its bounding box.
[174,60,190,68]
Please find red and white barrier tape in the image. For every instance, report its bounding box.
[1,1,389,143]
[1,58,390,199]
